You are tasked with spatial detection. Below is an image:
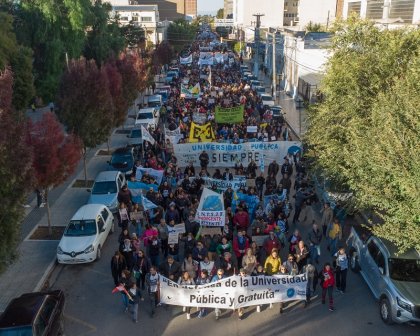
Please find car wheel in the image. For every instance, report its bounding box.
[350,250,360,273]
[96,246,101,261]
[380,298,394,325]
[110,220,115,234]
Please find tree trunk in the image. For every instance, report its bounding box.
[45,189,52,236]
[83,148,88,187]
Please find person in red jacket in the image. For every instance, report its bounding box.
[263,231,281,256]
[232,230,250,267]
[233,207,250,231]
[320,262,335,311]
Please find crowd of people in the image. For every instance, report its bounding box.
[110,27,349,324]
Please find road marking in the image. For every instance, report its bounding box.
[64,314,97,336]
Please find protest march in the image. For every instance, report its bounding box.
[110,25,344,324]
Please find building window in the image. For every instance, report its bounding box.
[390,0,415,22]
[120,16,129,21]
[366,0,383,20]
[141,17,152,22]
[347,1,361,16]
[132,16,138,21]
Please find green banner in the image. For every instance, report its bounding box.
[215,105,244,124]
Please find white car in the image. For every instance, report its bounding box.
[261,94,275,107]
[57,204,114,264]
[135,107,159,130]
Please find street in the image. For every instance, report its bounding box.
[48,215,419,336]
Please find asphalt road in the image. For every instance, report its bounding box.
[48,217,420,336]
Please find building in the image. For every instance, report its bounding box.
[232,0,285,28]
[112,5,169,45]
[185,0,197,19]
[283,0,299,26]
[342,0,420,26]
[224,0,234,18]
[297,0,338,28]
[110,0,190,21]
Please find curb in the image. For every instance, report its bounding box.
[34,257,58,292]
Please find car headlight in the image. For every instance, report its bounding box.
[397,297,412,313]
[57,246,64,255]
[84,245,94,254]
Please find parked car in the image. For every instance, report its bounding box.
[147,94,162,108]
[134,107,159,130]
[240,65,248,73]
[254,85,266,97]
[347,226,420,325]
[155,89,169,104]
[127,128,142,147]
[165,70,178,83]
[0,290,65,336]
[271,105,284,123]
[261,94,275,107]
[57,204,115,264]
[87,171,126,213]
[108,147,134,175]
[250,80,262,89]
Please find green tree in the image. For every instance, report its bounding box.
[216,8,224,19]
[305,21,324,32]
[11,46,35,110]
[0,11,17,68]
[167,19,198,52]
[84,1,126,66]
[121,21,145,49]
[305,18,420,252]
[0,68,33,272]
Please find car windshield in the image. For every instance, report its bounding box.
[91,181,117,194]
[262,96,272,101]
[148,101,161,107]
[130,129,141,138]
[111,154,131,165]
[64,220,97,236]
[137,113,154,120]
[389,258,420,282]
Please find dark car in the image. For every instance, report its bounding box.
[0,290,65,336]
[108,147,134,175]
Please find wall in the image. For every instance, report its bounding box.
[233,0,284,28]
[298,0,337,28]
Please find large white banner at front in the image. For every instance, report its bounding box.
[160,274,307,309]
[173,141,301,168]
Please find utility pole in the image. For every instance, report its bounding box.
[253,13,264,77]
[272,32,276,100]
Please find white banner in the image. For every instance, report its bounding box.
[165,127,183,144]
[160,274,308,308]
[180,54,192,65]
[247,126,258,133]
[167,223,185,244]
[141,125,156,145]
[173,141,301,168]
[196,188,225,227]
[202,177,246,191]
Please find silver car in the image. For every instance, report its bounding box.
[347,226,420,324]
[87,171,126,213]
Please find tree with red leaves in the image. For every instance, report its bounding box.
[104,60,126,128]
[57,58,113,184]
[0,68,33,271]
[27,112,82,235]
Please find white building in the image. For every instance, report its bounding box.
[283,31,331,102]
[112,5,168,45]
[343,0,420,26]
[297,0,338,28]
[232,0,285,28]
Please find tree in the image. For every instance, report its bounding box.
[0,68,33,272]
[167,19,198,52]
[305,18,420,252]
[216,8,224,19]
[153,41,174,67]
[57,58,114,183]
[121,21,145,49]
[11,46,35,110]
[84,1,126,66]
[104,60,126,128]
[0,11,17,69]
[26,113,82,235]
[305,21,324,32]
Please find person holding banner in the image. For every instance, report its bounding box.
[195,269,211,318]
[211,269,226,320]
[178,271,196,319]
[145,266,161,318]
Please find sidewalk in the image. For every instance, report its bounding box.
[0,101,139,312]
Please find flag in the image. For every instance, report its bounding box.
[189,122,215,142]
[141,125,155,145]
[141,194,158,211]
[112,285,133,300]
[190,83,201,95]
